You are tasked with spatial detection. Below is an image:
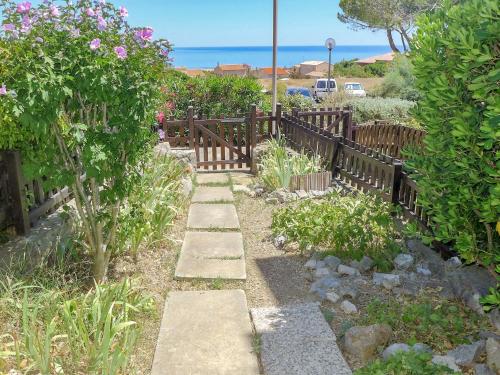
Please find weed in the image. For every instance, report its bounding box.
[355,350,456,375]
[321,307,335,323]
[252,334,262,354]
[356,295,491,352]
[272,191,401,270]
[210,278,224,290]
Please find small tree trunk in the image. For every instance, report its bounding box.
[94,246,107,283]
[386,29,400,53]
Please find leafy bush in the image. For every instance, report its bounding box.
[279,93,315,112]
[116,154,186,258]
[372,55,420,101]
[333,59,388,78]
[272,192,401,270]
[161,71,265,118]
[407,0,499,270]
[357,296,491,352]
[348,97,416,124]
[355,351,456,375]
[258,139,321,190]
[0,260,152,374]
[0,0,170,281]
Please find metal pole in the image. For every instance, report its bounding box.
[327,48,332,94]
[272,0,278,134]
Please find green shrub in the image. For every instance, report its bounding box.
[162,71,265,117]
[372,55,420,101]
[116,154,186,258]
[407,0,499,271]
[272,192,401,270]
[355,351,456,375]
[357,296,491,352]
[258,139,321,190]
[364,61,390,78]
[333,59,388,78]
[279,93,315,112]
[347,97,416,124]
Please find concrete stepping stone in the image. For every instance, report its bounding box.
[175,232,246,280]
[152,290,259,375]
[187,204,240,229]
[251,303,352,375]
[196,173,230,185]
[192,186,234,203]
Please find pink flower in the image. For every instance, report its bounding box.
[86,8,95,17]
[158,129,165,140]
[0,85,7,95]
[20,15,31,33]
[160,49,169,57]
[49,5,59,17]
[166,102,174,110]
[89,38,101,50]
[156,112,165,123]
[114,46,127,59]
[119,6,128,17]
[97,16,107,30]
[2,23,16,32]
[16,1,31,14]
[135,27,153,42]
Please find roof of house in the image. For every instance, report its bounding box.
[178,69,208,77]
[300,60,327,66]
[259,67,289,75]
[356,52,396,64]
[215,64,250,71]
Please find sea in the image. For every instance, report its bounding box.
[170,45,393,69]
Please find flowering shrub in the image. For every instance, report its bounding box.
[0,0,171,281]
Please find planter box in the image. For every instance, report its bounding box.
[289,171,332,192]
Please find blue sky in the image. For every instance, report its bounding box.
[26,0,389,47]
[103,0,388,47]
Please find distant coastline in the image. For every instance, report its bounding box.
[171,45,395,69]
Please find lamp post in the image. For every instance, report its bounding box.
[325,38,335,93]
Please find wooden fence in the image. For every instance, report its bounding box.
[281,114,427,226]
[352,121,426,159]
[161,105,280,170]
[0,151,70,235]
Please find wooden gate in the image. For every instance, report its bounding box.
[162,104,280,171]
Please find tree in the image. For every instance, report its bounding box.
[338,0,442,52]
[408,0,499,268]
[0,0,171,282]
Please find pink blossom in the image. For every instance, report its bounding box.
[89,38,101,50]
[119,6,128,17]
[114,46,127,59]
[135,27,153,42]
[86,8,95,17]
[156,112,165,123]
[165,102,174,110]
[160,49,169,57]
[158,129,165,140]
[97,16,107,31]
[20,15,31,33]
[0,85,7,95]
[2,23,16,32]
[16,1,31,14]
[49,5,59,17]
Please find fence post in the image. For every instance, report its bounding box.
[187,106,194,149]
[250,104,258,174]
[330,137,342,177]
[391,161,403,205]
[5,151,30,235]
[275,103,282,139]
[342,105,353,140]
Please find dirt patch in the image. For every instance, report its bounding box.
[235,193,314,308]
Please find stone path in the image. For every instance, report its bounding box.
[251,303,352,375]
[153,172,352,375]
[152,173,257,375]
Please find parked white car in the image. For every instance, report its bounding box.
[311,78,337,101]
[344,82,367,97]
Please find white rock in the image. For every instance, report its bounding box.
[373,273,401,289]
[382,343,411,360]
[338,264,360,276]
[431,355,461,373]
[324,256,342,270]
[315,267,331,278]
[304,258,317,270]
[446,256,462,268]
[326,292,341,304]
[295,190,308,199]
[340,300,358,314]
[394,253,414,270]
[416,265,432,276]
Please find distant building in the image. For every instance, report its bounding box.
[356,52,396,65]
[214,64,251,77]
[298,61,330,76]
[254,67,289,79]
